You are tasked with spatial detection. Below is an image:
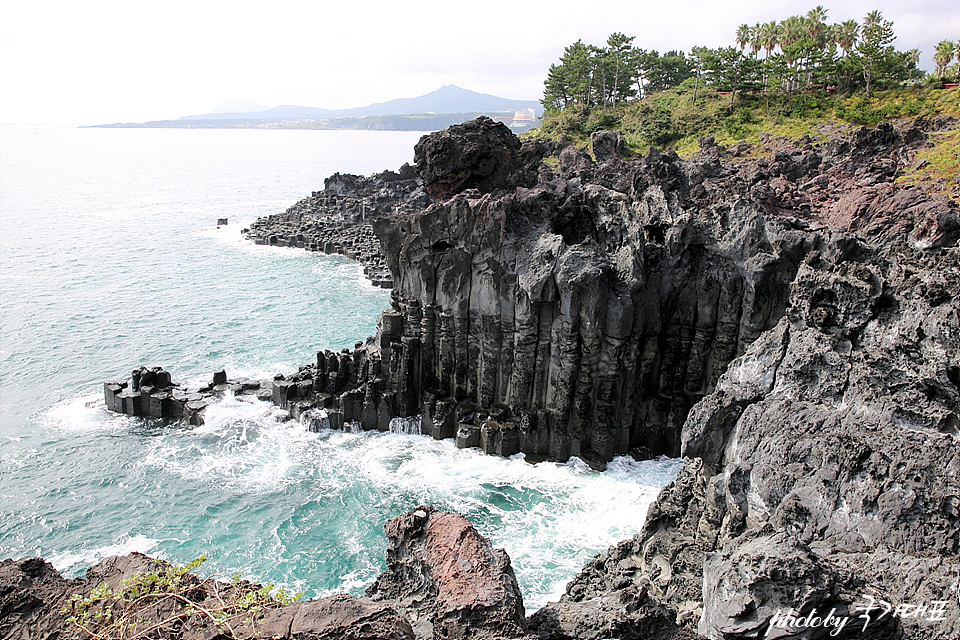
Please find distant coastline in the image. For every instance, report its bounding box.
[87,84,543,132]
[88,112,539,132]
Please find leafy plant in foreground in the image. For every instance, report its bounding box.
[60,555,303,640]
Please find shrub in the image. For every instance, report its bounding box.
[61,555,302,640]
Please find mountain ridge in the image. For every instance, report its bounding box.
[181,85,542,121]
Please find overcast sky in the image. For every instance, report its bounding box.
[1,0,957,124]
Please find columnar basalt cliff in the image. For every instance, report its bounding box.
[522,122,960,638]
[371,119,817,465]
[98,114,960,638]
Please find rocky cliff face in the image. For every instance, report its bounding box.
[370,118,950,466]
[158,114,960,638]
[370,116,959,637]
[518,124,960,638]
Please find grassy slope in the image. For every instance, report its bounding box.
[529,85,960,202]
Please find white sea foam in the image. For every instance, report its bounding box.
[29,372,679,612]
[49,534,161,574]
[39,393,131,434]
[132,394,680,610]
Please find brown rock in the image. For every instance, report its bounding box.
[367,506,526,639]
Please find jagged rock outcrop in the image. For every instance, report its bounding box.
[1,507,527,640]
[0,553,415,640]
[371,126,819,467]
[243,165,429,288]
[413,116,540,200]
[366,506,527,639]
[526,120,960,639]
[590,130,627,164]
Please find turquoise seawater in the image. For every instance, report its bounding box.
[0,125,680,610]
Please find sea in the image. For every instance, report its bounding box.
[0,125,681,611]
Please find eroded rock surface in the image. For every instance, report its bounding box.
[525,122,960,638]
[367,506,527,640]
[97,115,960,639]
[3,507,528,640]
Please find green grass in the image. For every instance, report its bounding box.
[528,85,959,200]
[897,127,960,202]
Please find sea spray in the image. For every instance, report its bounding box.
[140,395,677,611]
[389,415,422,435]
[25,391,679,611]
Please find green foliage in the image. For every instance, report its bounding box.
[533,83,957,164]
[541,6,929,120]
[850,10,922,97]
[897,122,960,202]
[60,555,303,640]
[584,110,620,134]
[834,91,926,125]
[642,50,695,93]
[723,107,758,138]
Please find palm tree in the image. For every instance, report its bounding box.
[779,15,806,91]
[759,21,779,91]
[750,23,762,58]
[934,40,956,78]
[759,21,779,59]
[736,24,751,53]
[863,9,884,30]
[834,19,859,57]
[806,5,828,42]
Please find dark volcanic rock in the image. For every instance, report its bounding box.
[533,162,960,637]
[367,506,527,639]
[254,595,414,640]
[2,551,415,640]
[590,130,627,164]
[414,116,538,200]
[528,582,698,640]
[221,116,959,640]
[373,127,812,465]
[104,367,267,425]
[242,165,428,288]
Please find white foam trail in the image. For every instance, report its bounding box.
[40,392,132,434]
[49,534,160,574]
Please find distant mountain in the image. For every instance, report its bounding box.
[181,85,541,121]
[210,98,270,113]
[332,85,542,117]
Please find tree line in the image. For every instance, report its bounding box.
[541,6,941,113]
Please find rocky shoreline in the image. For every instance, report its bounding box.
[242,165,429,289]
[2,506,702,640]
[83,115,960,638]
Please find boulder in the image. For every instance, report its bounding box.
[413,116,535,200]
[590,130,627,164]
